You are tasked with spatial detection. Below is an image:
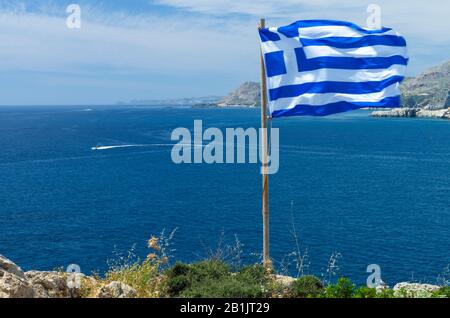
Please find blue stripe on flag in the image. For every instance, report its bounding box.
[271,96,401,118]
[300,35,406,48]
[295,48,408,71]
[265,51,287,77]
[269,76,404,101]
[259,28,281,42]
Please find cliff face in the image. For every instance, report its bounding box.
[218,61,450,109]
[401,61,450,109]
[0,254,136,298]
[218,81,260,107]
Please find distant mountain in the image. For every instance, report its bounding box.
[217,82,260,107]
[401,61,450,109]
[118,96,222,106]
[218,60,450,109]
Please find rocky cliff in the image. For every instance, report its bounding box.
[0,254,136,298]
[400,61,450,109]
[218,81,260,107]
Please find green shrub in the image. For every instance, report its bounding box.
[440,286,450,297]
[290,275,324,298]
[165,263,191,296]
[165,260,230,297]
[238,265,269,284]
[375,288,395,298]
[164,261,273,298]
[353,286,377,298]
[323,278,355,298]
[189,260,231,280]
[432,286,450,298]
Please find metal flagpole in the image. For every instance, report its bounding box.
[259,18,271,269]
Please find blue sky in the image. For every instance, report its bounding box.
[0,0,449,105]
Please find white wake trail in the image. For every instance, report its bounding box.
[91,143,203,151]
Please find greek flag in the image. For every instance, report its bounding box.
[259,20,408,118]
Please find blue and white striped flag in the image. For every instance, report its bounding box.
[259,20,408,118]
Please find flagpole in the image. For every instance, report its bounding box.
[259,18,271,269]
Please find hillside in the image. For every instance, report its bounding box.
[401,61,450,109]
[218,61,450,109]
[217,81,260,107]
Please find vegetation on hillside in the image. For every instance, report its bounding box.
[78,230,450,299]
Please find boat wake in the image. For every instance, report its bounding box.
[90,143,202,151]
[91,144,147,151]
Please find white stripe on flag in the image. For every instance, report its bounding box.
[269,83,400,110]
[268,65,407,89]
[298,25,398,39]
[304,45,408,59]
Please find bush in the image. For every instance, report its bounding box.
[164,261,273,298]
[290,275,324,298]
[432,286,450,298]
[353,286,377,298]
[165,263,191,296]
[165,260,230,296]
[105,260,161,297]
[323,278,355,298]
[439,286,450,298]
[375,288,395,298]
[238,265,270,284]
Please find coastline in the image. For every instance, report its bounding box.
[371,108,450,119]
[1,255,448,298]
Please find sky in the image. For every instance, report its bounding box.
[0,0,449,105]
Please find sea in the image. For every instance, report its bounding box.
[0,105,449,286]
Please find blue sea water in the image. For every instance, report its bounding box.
[0,106,449,285]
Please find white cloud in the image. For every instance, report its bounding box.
[0,9,258,76]
[154,0,351,17]
[0,1,448,104]
[155,0,450,41]
[0,1,448,76]
[155,0,450,75]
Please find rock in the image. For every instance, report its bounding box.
[417,108,450,119]
[371,107,450,119]
[0,272,34,298]
[26,271,77,298]
[273,275,296,287]
[218,82,261,107]
[371,108,419,118]
[0,254,25,278]
[96,281,137,298]
[393,282,441,298]
[401,61,450,109]
[0,255,35,298]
